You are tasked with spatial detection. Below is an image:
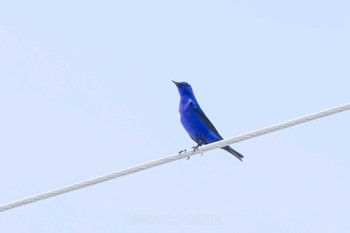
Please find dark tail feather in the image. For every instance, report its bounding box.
[222,146,244,161]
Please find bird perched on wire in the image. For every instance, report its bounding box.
[173,81,244,161]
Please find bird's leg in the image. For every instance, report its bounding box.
[192,144,204,156]
[192,145,200,151]
[192,144,203,155]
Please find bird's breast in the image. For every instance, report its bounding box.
[179,104,201,129]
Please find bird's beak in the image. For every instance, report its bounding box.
[172,80,180,86]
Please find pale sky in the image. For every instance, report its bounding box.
[1,0,349,232]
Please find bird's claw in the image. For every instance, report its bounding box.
[192,145,200,151]
[178,149,191,160]
[178,149,187,154]
[191,145,204,156]
[192,145,201,154]
[179,146,202,160]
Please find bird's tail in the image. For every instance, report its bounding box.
[222,146,244,161]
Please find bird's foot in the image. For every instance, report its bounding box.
[192,145,204,155]
[178,149,187,154]
[192,145,200,152]
[178,149,190,160]
[191,145,204,156]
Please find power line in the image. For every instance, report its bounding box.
[0,103,349,212]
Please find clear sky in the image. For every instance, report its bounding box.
[1,0,349,232]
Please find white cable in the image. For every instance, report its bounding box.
[0,103,349,212]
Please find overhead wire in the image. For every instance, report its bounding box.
[0,103,349,212]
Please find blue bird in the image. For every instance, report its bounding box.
[173,81,244,161]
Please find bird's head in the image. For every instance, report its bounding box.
[172,80,195,98]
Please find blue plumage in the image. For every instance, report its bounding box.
[173,81,244,161]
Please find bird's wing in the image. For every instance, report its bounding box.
[190,101,223,140]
